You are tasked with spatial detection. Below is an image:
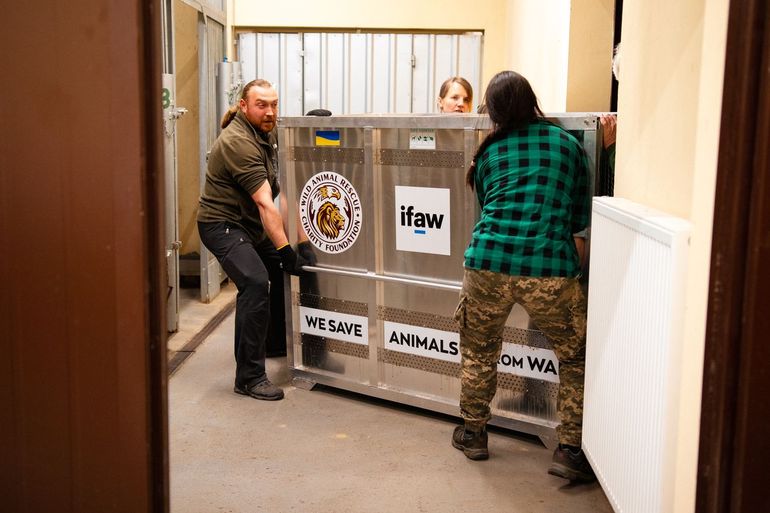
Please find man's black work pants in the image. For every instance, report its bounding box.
[197,221,283,389]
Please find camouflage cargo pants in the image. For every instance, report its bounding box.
[454,268,587,446]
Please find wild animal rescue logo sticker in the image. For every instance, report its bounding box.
[300,171,363,254]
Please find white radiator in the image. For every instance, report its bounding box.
[583,197,691,513]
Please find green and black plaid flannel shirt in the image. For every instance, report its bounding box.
[464,119,590,277]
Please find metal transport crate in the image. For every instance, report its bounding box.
[278,114,600,447]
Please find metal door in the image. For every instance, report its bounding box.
[162,74,185,332]
[237,31,483,115]
[198,13,226,302]
[161,0,185,332]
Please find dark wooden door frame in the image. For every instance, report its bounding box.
[143,1,171,511]
[0,1,168,511]
[697,0,770,511]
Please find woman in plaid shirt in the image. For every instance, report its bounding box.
[451,70,595,483]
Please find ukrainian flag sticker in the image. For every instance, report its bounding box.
[315,130,341,146]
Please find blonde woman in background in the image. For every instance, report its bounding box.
[438,76,473,113]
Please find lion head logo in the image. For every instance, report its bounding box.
[317,202,345,238]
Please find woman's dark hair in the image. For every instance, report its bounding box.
[220,79,274,129]
[466,71,544,189]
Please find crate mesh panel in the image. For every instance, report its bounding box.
[296,332,369,359]
[294,292,368,316]
[377,149,464,168]
[290,146,365,164]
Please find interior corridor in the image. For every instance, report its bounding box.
[167,286,613,513]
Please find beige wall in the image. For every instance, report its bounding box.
[615,0,729,511]
[505,0,571,111]
[566,0,614,111]
[175,0,202,256]
[230,0,613,112]
[506,0,614,112]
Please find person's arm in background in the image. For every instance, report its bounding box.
[600,114,617,151]
[571,147,592,272]
[573,234,587,270]
[599,114,617,196]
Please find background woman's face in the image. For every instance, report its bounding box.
[439,82,471,113]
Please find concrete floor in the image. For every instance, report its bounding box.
[167,280,237,368]
[168,289,614,513]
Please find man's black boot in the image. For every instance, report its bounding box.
[451,425,489,460]
[548,444,596,482]
[233,379,285,401]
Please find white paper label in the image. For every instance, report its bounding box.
[394,186,451,255]
[299,306,368,345]
[384,321,560,382]
[497,344,560,383]
[384,321,460,363]
[409,129,436,150]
